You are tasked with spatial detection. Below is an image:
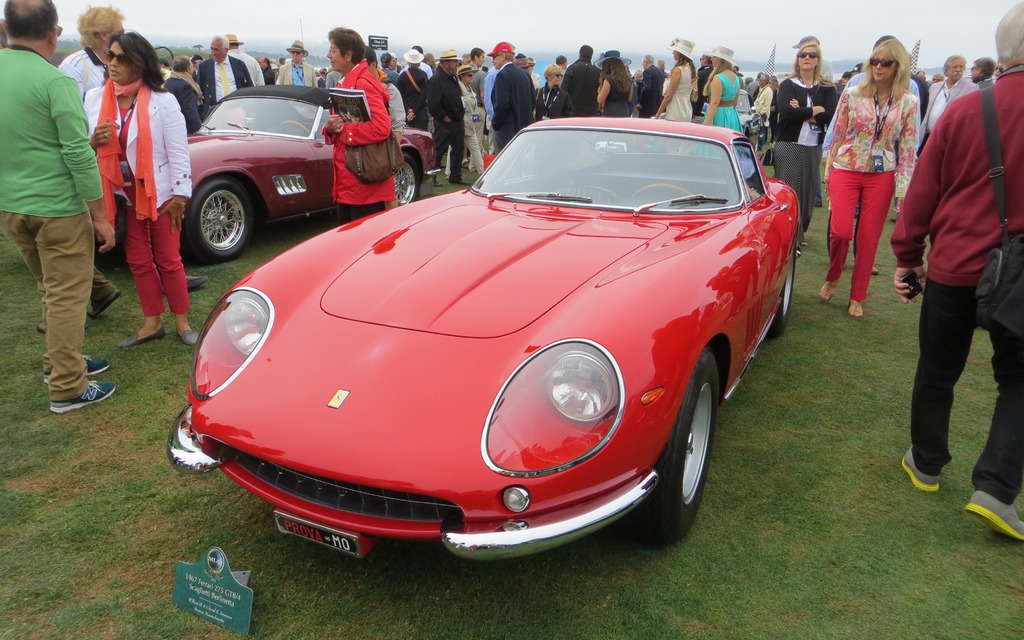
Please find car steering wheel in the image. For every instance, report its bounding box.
[278,120,310,136]
[632,183,693,200]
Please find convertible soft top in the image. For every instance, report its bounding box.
[225,85,330,108]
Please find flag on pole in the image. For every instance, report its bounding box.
[910,40,921,74]
[764,44,776,77]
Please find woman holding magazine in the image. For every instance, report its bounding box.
[324,27,394,224]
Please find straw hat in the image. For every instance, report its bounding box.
[704,45,736,67]
[225,33,243,46]
[438,49,459,61]
[456,64,475,76]
[403,49,424,64]
[667,38,695,58]
[286,40,308,55]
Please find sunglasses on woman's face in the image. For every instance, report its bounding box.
[870,58,897,69]
[104,49,131,64]
[797,52,819,59]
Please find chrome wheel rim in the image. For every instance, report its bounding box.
[394,162,416,206]
[200,190,245,251]
[682,382,713,504]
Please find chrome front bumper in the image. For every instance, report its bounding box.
[167,405,222,474]
[441,471,658,560]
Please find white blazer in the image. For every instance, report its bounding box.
[84,86,193,205]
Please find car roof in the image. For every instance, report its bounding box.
[527,117,745,145]
[225,85,330,108]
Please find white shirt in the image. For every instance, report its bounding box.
[58,49,106,99]
[229,49,264,86]
[214,60,238,102]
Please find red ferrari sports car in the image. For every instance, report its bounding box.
[169,118,798,559]
[184,86,435,264]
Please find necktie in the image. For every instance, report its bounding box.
[219,62,230,99]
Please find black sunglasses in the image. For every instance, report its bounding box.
[797,52,819,59]
[104,49,131,64]
[870,58,897,69]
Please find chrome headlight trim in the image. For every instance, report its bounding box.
[481,338,625,478]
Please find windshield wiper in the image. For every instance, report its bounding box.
[486,192,593,204]
[633,194,730,216]
[227,121,252,135]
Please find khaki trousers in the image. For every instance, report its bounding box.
[2,211,93,400]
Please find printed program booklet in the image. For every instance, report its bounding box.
[329,87,371,123]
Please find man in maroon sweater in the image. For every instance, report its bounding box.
[891,2,1024,540]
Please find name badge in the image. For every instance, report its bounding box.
[120,160,132,182]
[872,149,884,172]
[809,123,822,134]
[472,112,480,122]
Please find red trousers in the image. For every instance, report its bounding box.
[826,169,895,302]
[125,207,189,317]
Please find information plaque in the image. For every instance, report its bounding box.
[173,547,253,635]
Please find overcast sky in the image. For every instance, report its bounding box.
[55,0,1012,71]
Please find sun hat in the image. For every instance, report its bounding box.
[704,45,736,67]
[225,34,243,46]
[286,40,308,55]
[487,42,514,57]
[456,64,475,76]
[403,49,424,64]
[438,49,459,61]
[593,49,631,67]
[792,35,820,49]
[668,38,695,58]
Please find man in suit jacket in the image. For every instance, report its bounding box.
[638,54,664,118]
[919,54,979,151]
[197,35,253,118]
[487,41,534,153]
[561,45,601,116]
[278,40,316,86]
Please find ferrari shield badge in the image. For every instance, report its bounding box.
[327,389,350,409]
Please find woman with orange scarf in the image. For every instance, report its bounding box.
[85,32,195,346]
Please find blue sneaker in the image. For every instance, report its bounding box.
[43,355,110,384]
[50,381,115,414]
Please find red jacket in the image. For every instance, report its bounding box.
[325,60,395,205]
[892,70,1024,287]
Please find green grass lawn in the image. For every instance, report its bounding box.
[1,175,1021,639]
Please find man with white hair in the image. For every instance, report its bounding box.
[637,54,664,118]
[918,54,979,151]
[197,34,254,118]
[892,2,1024,540]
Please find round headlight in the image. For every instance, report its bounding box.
[547,351,617,423]
[484,340,623,476]
[192,288,273,398]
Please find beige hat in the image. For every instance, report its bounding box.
[668,37,695,58]
[705,45,736,67]
[456,64,475,76]
[438,48,459,61]
[403,49,424,64]
[225,33,243,46]
[286,40,308,54]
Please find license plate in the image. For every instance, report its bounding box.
[273,511,372,558]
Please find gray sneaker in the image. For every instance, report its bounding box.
[901,448,940,492]
[50,381,115,414]
[965,490,1024,541]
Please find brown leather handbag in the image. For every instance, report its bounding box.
[344,132,404,184]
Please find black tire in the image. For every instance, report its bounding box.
[184,177,254,264]
[393,152,420,206]
[766,249,796,339]
[627,347,719,545]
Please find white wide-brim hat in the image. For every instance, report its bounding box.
[705,45,736,67]
[668,38,695,59]
[403,49,424,64]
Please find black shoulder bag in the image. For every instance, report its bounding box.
[976,85,1024,340]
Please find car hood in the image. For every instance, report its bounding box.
[320,203,665,338]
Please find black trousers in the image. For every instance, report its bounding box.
[336,202,385,226]
[432,118,465,181]
[910,281,1024,503]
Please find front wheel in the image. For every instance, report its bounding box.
[393,152,420,206]
[184,177,254,264]
[626,347,719,545]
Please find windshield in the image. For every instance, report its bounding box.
[475,128,743,211]
[203,97,324,138]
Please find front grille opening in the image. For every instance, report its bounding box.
[230,449,462,522]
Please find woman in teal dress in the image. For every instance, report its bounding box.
[702,45,743,133]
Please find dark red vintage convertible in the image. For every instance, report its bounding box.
[184,86,435,263]
[169,118,798,559]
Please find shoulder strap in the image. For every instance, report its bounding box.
[980,86,1008,244]
[407,70,421,93]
